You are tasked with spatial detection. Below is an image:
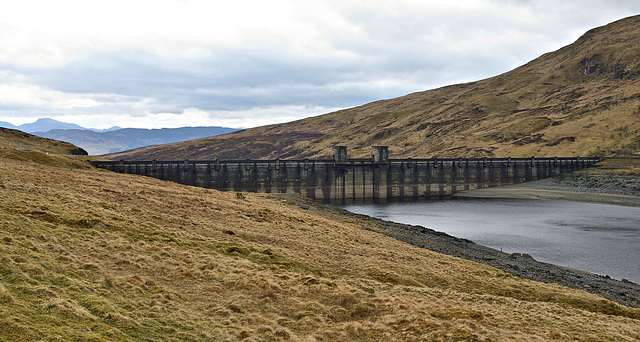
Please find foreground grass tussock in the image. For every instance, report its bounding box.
[1,152,640,341]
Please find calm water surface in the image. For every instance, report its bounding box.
[341,198,640,284]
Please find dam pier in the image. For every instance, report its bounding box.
[91,146,600,202]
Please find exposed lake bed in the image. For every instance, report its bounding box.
[333,196,640,308]
[342,197,640,284]
[453,175,640,207]
[343,198,640,283]
[291,170,640,308]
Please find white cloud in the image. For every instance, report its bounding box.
[0,83,102,108]
[58,108,217,130]
[1,0,639,128]
[53,105,337,130]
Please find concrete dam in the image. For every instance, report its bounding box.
[91,146,601,202]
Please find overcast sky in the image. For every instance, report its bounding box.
[0,1,638,129]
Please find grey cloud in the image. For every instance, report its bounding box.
[4,41,534,121]
[3,3,639,127]
[19,47,420,111]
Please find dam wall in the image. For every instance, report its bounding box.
[91,147,600,202]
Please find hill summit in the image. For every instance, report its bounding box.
[106,15,640,161]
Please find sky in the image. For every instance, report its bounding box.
[0,1,638,130]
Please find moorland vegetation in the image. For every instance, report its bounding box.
[1,131,640,341]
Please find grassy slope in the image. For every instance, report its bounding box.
[1,152,640,341]
[106,15,640,161]
[0,127,87,156]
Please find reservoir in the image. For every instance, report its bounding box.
[341,198,640,284]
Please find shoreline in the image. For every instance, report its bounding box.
[271,173,640,308]
[348,207,640,309]
[453,177,640,207]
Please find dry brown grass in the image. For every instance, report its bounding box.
[1,152,639,341]
[0,127,87,156]
[593,158,640,175]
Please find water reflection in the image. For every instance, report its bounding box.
[341,198,640,283]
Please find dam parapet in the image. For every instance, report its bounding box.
[91,147,600,202]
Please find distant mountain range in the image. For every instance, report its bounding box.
[1,118,88,133]
[0,118,240,155]
[0,118,123,134]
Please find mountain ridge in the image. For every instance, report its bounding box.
[0,118,122,133]
[36,126,241,155]
[0,118,87,133]
[0,118,240,155]
[105,15,640,161]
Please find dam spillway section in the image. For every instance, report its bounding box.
[91,146,601,202]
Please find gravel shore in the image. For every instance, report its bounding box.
[454,173,640,207]
[274,172,640,308]
[356,214,640,309]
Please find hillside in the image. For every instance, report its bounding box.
[0,127,87,156]
[36,126,240,155]
[1,151,640,341]
[106,15,640,161]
